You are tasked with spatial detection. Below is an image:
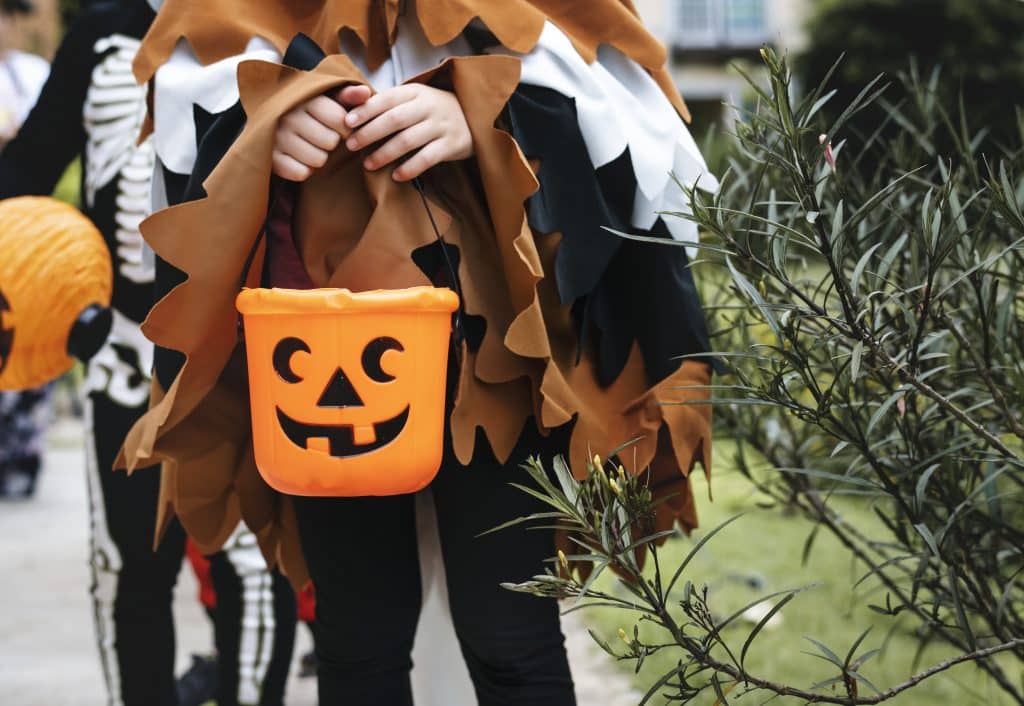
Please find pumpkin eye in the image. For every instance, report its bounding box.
[362,337,404,383]
[0,289,12,376]
[273,337,310,383]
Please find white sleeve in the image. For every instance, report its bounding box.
[487,22,718,247]
[152,37,281,175]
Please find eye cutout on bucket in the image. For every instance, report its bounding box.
[0,288,13,376]
[272,336,405,389]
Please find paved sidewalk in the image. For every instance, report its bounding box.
[0,419,638,705]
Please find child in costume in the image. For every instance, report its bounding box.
[0,2,298,704]
[0,0,50,500]
[123,1,718,703]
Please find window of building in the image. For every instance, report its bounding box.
[726,0,766,32]
[677,0,718,45]
[676,0,768,48]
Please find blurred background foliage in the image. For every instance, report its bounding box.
[797,0,1024,145]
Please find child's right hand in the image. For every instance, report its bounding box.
[272,86,371,181]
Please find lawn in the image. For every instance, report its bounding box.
[585,439,1017,705]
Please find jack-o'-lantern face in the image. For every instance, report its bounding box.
[271,335,410,457]
[237,286,458,497]
[0,288,13,376]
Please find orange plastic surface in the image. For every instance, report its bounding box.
[236,286,459,497]
[0,197,112,391]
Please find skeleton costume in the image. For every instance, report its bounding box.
[0,3,296,705]
[122,0,717,702]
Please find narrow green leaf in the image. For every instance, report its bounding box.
[914,464,940,511]
[727,256,779,334]
[478,511,568,538]
[740,590,800,670]
[851,242,883,298]
[552,456,580,508]
[639,663,684,706]
[996,570,1023,627]
[710,674,731,705]
[867,390,905,435]
[914,523,941,558]
[850,341,864,381]
[801,89,839,127]
[853,648,882,670]
[587,629,618,658]
[1000,162,1024,221]
[577,560,609,602]
[849,670,884,696]
[810,676,845,692]
[804,637,845,668]
[843,627,873,669]
[776,467,878,489]
[666,514,746,596]
[948,566,977,650]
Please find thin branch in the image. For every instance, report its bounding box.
[694,638,1024,705]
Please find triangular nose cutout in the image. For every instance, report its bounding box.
[317,367,364,408]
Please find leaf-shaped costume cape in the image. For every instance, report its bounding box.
[119,0,715,585]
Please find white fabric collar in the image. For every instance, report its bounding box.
[150,16,716,250]
[153,36,281,174]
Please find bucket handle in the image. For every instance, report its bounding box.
[412,176,466,365]
[237,175,467,363]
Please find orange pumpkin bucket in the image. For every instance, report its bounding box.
[236,286,460,497]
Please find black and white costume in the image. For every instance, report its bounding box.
[136,1,718,703]
[0,3,295,704]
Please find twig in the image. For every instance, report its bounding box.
[693,638,1024,705]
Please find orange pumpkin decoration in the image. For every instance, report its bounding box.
[0,196,113,391]
[236,286,459,497]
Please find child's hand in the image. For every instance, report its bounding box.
[343,84,473,182]
[272,86,371,182]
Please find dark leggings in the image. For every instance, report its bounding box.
[293,423,577,706]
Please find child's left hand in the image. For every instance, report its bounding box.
[343,84,474,182]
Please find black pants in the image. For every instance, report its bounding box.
[86,390,296,706]
[294,423,576,706]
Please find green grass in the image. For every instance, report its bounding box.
[585,440,1017,705]
[52,158,81,206]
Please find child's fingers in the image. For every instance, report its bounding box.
[392,139,447,182]
[337,85,372,108]
[272,150,314,182]
[362,122,437,171]
[346,101,428,152]
[276,130,330,170]
[344,84,418,129]
[287,114,342,152]
[304,95,348,131]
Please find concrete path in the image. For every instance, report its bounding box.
[0,418,639,705]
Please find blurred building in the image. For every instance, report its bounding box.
[636,0,811,125]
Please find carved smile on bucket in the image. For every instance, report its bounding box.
[275,405,410,457]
